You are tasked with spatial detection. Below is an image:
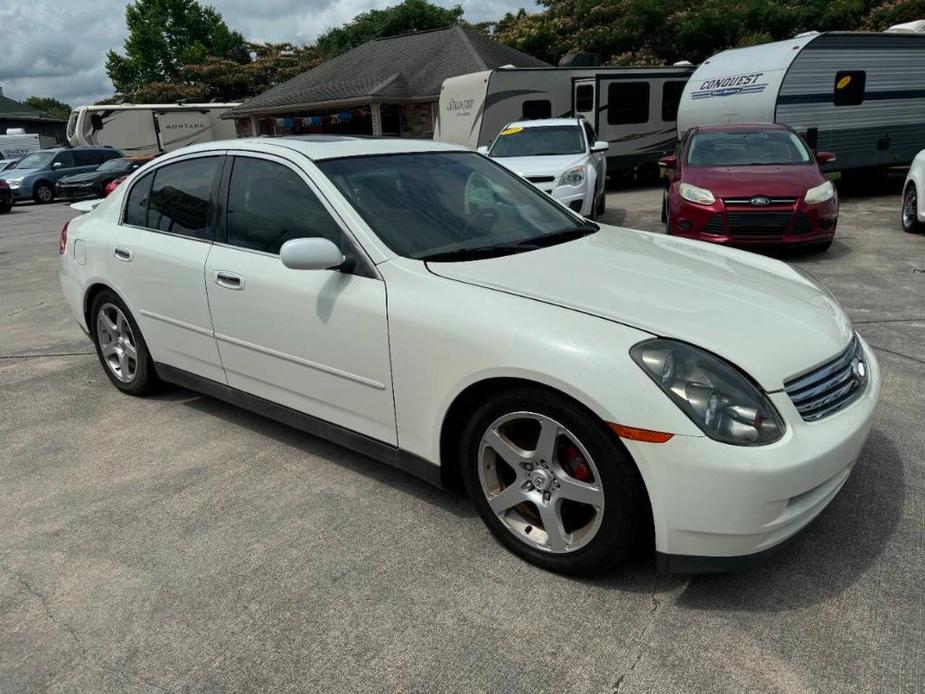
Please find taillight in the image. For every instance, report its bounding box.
[59,221,69,255]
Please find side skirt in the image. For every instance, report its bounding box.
[155,363,443,488]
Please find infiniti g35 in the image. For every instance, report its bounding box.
[59,136,880,574]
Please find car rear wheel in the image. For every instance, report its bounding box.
[902,184,923,233]
[33,182,54,204]
[90,291,160,395]
[460,387,643,575]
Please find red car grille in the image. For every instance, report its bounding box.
[702,211,813,237]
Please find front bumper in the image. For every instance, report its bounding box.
[7,181,32,200]
[623,337,880,572]
[668,194,838,246]
[56,182,100,199]
[524,177,593,217]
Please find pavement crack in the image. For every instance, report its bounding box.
[2,301,45,317]
[1,566,167,693]
[0,351,95,360]
[854,316,925,325]
[870,344,925,366]
[612,577,665,693]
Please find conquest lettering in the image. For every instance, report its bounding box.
[699,73,764,91]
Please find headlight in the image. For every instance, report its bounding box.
[558,166,585,188]
[804,180,834,205]
[631,339,785,446]
[679,182,715,205]
[6,178,22,188]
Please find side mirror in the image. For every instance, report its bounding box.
[591,140,610,152]
[280,237,345,271]
[658,155,678,169]
[476,145,489,155]
[815,151,836,165]
[53,161,63,169]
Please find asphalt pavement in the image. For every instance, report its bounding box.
[0,188,922,693]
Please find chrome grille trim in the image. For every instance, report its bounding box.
[723,196,797,205]
[784,335,867,421]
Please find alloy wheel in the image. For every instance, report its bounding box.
[903,188,917,230]
[36,185,53,203]
[96,303,138,383]
[478,412,605,554]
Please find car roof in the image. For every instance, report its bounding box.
[151,136,469,162]
[504,118,583,129]
[691,122,791,134]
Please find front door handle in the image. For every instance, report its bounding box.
[113,247,133,262]
[214,270,245,290]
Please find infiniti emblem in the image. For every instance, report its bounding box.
[750,196,771,206]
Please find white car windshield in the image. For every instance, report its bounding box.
[489,126,585,158]
[687,131,812,167]
[319,151,595,262]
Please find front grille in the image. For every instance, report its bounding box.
[723,196,797,205]
[784,335,868,421]
[526,176,555,184]
[725,212,794,237]
[702,214,725,235]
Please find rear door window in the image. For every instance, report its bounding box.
[146,157,220,240]
[73,150,101,166]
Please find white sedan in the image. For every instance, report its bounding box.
[479,118,609,218]
[60,136,879,575]
[902,149,925,233]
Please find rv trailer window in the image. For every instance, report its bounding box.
[522,100,552,120]
[575,85,594,112]
[834,71,865,106]
[607,83,650,125]
[662,81,687,121]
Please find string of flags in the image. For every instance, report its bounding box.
[275,109,368,130]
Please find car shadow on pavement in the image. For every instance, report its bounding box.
[157,387,476,519]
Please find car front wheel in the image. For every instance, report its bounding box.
[461,387,644,575]
[90,291,160,395]
[902,184,923,233]
[32,183,54,204]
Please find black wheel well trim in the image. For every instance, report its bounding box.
[83,282,130,331]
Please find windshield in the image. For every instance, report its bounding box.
[686,130,812,167]
[318,152,591,261]
[14,152,53,170]
[98,158,133,172]
[489,125,585,158]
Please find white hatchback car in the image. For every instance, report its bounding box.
[902,148,925,233]
[60,136,880,575]
[479,118,609,218]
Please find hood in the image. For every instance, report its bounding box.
[0,167,39,180]
[491,154,587,179]
[684,164,824,197]
[426,227,852,390]
[59,172,102,184]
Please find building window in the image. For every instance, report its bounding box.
[662,81,687,121]
[834,71,865,106]
[607,82,650,125]
[522,100,552,120]
[575,85,594,113]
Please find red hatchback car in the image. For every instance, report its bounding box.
[660,123,838,251]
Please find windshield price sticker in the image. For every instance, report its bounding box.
[501,127,524,136]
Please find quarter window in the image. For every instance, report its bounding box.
[124,172,153,227]
[607,82,650,125]
[834,71,865,106]
[147,157,219,239]
[522,100,552,120]
[225,157,349,258]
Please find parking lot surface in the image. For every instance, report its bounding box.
[1,191,922,693]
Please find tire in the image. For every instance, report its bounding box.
[90,291,160,395]
[0,202,11,214]
[901,184,924,234]
[660,193,667,223]
[596,190,606,217]
[32,182,54,204]
[460,386,644,576]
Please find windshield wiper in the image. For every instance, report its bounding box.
[418,243,540,263]
[515,223,599,248]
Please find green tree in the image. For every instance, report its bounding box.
[316,0,464,57]
[106,0,250,95]
[23,96,72,120]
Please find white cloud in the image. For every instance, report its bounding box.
[1,0,536,107]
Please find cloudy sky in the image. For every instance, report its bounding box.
[0,0,535,107]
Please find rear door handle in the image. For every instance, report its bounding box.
[113,247,133,262]
[214,270,245,290]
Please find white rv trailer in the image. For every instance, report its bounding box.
[676,31,925,171]
[67,103,240,156]
[436,66,694,176]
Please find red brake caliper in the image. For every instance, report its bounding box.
[562,444,592,482]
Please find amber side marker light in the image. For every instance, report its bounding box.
[608,423,674,444]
